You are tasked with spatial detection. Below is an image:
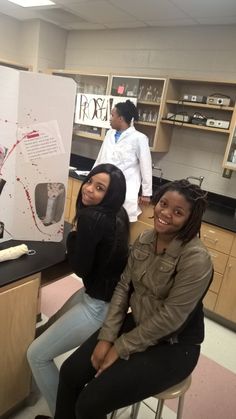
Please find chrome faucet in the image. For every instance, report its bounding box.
[186,176,204,187]
[152,164,163,182]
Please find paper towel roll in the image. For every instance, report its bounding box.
[0,244,29,262]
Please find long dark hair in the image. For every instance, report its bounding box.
[74,163,127,224]
[152,179,208,244]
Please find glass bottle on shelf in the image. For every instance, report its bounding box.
[152,111,158,122]
[138,85,145,100]
[142,109,148,122]
[145,85,153,101]
[152,87,159,102]
[147,111,153,122]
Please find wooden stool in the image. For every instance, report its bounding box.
[110,375,192,419]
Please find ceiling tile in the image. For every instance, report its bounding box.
[39,8,86,23]
[147,18,198,27]
[109,0,189,20]
[61,0,137,23]
[67,22,106,30]
[105,21,148,29]
[171,0,236,18]
[1,0,236,30]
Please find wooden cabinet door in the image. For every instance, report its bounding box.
[64,178,73,222]
[130,221,153,244]
[231,235,236,258]
[201,223,234,254]
[68,179,82,224]
[207,248,228,275]
[138,204,154,225]
[204,272,223,311]
[215,256,236,322]
[0,275,40,416]
[203,290,218,311]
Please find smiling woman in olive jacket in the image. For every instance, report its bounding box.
[53,179,213,419]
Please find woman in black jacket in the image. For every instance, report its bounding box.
[27,164,129,418]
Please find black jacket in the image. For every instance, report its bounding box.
[66,207,129,302]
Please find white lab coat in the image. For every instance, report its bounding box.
[94,126,152,222]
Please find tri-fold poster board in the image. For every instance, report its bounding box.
[0,66,76,243]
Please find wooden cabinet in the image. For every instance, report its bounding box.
[48,71,236,161]
[222,122,236,170]
[109,75,168,151]
[161,77,236,171]
[64,177,82,224]
[201,223,234,254]
[49,70,109,141]
[213,234,236,323]
[201,223,236,323]
[48,70,169,151]
[215,255,236,322]
[0,274,40,416]
[231,236,236,257]
[64,177,73,222]
[130,204,154,244]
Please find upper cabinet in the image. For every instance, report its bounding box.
[161,77,236,171]
[109,75,168,151]
[46,71,236,164]
[50,70,109,141]
[222,122,236,170]
[48,70,169,151]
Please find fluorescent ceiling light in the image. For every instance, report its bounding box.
[8,0,55,7]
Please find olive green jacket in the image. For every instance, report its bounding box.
[98,229,213,359]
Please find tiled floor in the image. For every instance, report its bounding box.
[8,275,236,419]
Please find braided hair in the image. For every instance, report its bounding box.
[152,179,208,244]
[115,100,139,124]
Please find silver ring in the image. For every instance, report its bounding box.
[27,249,36,255]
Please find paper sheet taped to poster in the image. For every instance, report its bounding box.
[19,120,65,162]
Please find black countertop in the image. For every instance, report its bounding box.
[69,154,236,233]
[0,223,71,288]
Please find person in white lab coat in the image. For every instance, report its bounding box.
[94,100,152,222]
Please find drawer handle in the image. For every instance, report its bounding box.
[203,234,218,244]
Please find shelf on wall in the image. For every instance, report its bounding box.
[166,100,234,111]
[161,119,230,134]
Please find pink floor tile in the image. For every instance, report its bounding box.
[41,275,83,318]
[166,354,236,419]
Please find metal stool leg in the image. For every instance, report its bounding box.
[155,399,165,419]
[130,402,141,419]
[176,394,185,419]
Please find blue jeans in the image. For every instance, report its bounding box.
[27,287,109,415]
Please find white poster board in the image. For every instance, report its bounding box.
[75,94,137,128]
[0,66,76,243]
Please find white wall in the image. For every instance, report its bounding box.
[0,13,67,72]
[18,20,40,70]
[37,20,67,72]
[66,25,236,197]
[0,13,21,63]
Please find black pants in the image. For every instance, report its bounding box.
[54,314,200,419]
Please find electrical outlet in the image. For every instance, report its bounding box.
[222,168,232,179]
